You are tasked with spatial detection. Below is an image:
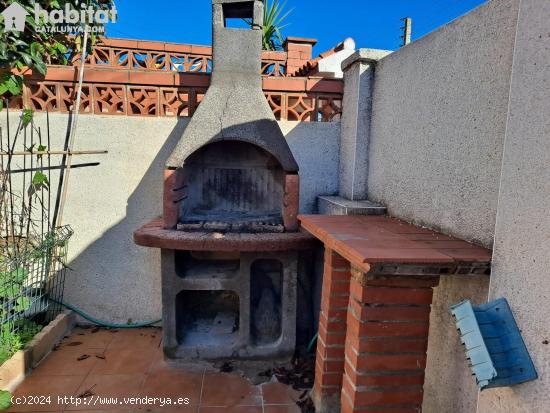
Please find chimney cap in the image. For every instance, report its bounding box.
[213,0,264,22]
[283,36,318,47]
[212,0,264,4]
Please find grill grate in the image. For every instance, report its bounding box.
[178,214,284,233]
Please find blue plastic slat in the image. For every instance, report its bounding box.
[451,300,497,388]
[450,298,537,389]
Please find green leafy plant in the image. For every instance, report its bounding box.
[245,0,293,51]
[0,390,12,411]
[20,107,33,126]
[0,319,42,365]
[0,329,22,363]
[0,267,29,298]
[0,0,115,110]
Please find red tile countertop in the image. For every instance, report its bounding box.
[298,215,492,271]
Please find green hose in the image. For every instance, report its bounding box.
[307,332,318,353]
[50,299,161,329]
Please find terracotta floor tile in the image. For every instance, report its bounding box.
[90,347,157,375]
[9,329,304,413]
[61,328,117,350]
[67,374,147,411]
[199,407,262,413]
[261,382,302,405]
[64,409,132,413]
[134,405,198,413]
[140,370,203,405]
[148,356,205,375]
[200,373,262,407]
[264,405,301,413]
[7,375,84,412]
[32,348,100,377]
[107,329,162,350]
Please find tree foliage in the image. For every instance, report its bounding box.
[0,0,115,109]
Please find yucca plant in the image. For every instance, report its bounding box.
[246,0,293,51]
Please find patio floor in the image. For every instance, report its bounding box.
[6,327,303,413]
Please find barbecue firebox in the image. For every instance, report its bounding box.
[176,141,287,233]
[163,0,300,234]
[135,0,314,360]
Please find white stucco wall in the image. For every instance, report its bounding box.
[0,113,340,323]
[477,0,550,411]
[361,1,523,412]
[424,275,489,413]
[367,0,519,248]
[363,1,549,411]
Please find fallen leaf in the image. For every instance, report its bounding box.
[78,384,96,399]
[77,354,90,361]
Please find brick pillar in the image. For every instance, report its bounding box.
[283,173,300,231]
[163,168,185,229]
[284,36,317,76]
[341,269,439,413]
[313,249,351,413]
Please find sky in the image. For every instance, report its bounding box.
[105,0,488,53]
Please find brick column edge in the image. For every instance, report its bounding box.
[163,168,185,229]
[341,267,440,413]
[312,248,351,413]
[283,173,300,231]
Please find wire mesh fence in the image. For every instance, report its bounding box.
[0,106,73,362]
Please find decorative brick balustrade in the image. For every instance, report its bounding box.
[79,38,293,77]
[8,38,343,121]
[299,215,492,413]
[17,66,342,120]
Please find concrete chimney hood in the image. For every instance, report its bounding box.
[166,0,298,172]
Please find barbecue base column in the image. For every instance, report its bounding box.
[312,249,351,413]
[341,268,440,413]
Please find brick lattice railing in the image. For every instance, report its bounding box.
[82,38,289,78]
[8,38,343,122]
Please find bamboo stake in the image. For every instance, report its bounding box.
[56,25,89,227]
[0,150,108,156]
[6,162,100,174]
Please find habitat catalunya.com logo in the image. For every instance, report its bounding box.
[1,2,117,33]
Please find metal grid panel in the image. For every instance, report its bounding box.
[1,105,73,358]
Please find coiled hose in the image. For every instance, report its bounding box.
[50,298,161,329]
